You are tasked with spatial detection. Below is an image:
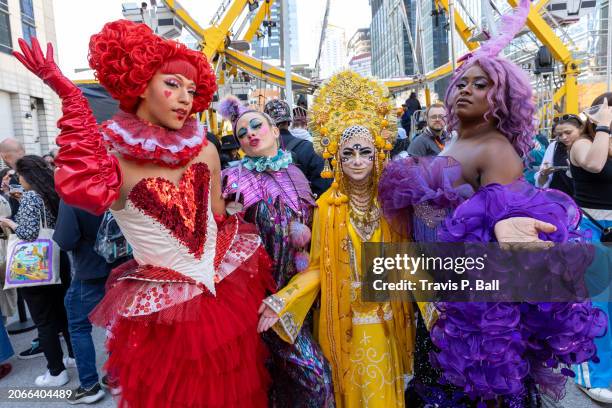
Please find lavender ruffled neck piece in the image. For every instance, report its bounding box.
[222,163,315,213]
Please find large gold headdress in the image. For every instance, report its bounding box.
[309,71,396,201]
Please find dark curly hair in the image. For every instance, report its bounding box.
[88,19,217,114]
[15,155,60,218]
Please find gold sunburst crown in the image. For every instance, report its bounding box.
[309,71,397,182]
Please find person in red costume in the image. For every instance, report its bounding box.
[14,20,273,408]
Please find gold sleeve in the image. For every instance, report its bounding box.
[262,206,325,344]
[263,268,321,343]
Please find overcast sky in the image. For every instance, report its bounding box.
[53,0,371,79]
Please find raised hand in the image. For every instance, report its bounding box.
[13,37,77,98]
[584,97,612,128]
[494,217,557,251]
[257,303,279,333]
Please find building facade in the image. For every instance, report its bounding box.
[347,27,372,76]
[0,0,60,155]
[370,0,416,79]
[250,0,299,64]
[347,28,371,59]
[319,24,347,79]
[370,0,449,100]
[349,52,372,77]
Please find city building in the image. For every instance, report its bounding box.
[370,0,417,79]
[347,28,372,77]
[348,52,372,77]
[370,0,449,99]
[319,24,347,79]
[0,0,60,155]
[347,27,371,59]
[250,0,299,65]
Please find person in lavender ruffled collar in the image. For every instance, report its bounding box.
[378,0,608,406]
[219,96,334,408]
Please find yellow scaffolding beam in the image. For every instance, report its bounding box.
[384,62,453,92]
[224,48,315,92]
[201,0,249,58]
[162,0,207,39]
[435,0,478,51]
[506,0,578,113]
[242,0,275,42]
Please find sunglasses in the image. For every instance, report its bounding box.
[553,114,583,125]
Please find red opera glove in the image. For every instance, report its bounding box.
[14,37,122,215]
[13,38,78,98]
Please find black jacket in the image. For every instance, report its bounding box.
[53,200,115,281]
[280,129,331,198]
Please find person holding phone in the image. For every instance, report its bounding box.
[569,93,612,403]
[535,114,582,196]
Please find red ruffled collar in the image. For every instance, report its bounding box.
[101,111,207,168]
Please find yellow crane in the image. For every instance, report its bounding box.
[385,0,579,116]
[78,0,581,134]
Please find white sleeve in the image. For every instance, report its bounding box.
[535,141,556,188]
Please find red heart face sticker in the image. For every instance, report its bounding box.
[163,90,172,98]
[128,163,210,258]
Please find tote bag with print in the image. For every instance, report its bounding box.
[4,207,60,289]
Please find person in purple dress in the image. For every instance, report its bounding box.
[379,0,607,406]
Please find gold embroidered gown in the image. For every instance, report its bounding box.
[263,189,415,407]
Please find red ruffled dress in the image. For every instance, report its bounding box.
[53,92,273,408]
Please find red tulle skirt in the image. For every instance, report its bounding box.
[90,246,273,408]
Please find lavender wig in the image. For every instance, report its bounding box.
[444,0,535,157]
[218,95,276,137]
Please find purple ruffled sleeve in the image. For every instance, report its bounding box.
[378,156,473,237]
[429,180,607,403]
[438,180,582,243]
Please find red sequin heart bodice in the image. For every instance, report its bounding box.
[128,163,210,258]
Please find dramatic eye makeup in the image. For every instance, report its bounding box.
[249,118,263,129]
[164,79,180,88]
[236,127,248,139]
[340,144,374,162]
[456,76,489,90]
[236,118,264,139]
[474,80,489,89]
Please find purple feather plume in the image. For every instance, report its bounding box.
[218,95,250,124]
[476,0,531,58]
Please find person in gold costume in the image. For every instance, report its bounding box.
[257,71,415,407]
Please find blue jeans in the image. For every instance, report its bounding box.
[574,217,612,388]
[64,277,106,388]
[0,319,13,363]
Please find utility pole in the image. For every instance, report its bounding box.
[282,0,293,105]
[606,0,612,92]
[448,0,457,70]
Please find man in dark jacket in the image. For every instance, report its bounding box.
[53,201,126,403]
[264,99,331,198]
[407,103,448,157]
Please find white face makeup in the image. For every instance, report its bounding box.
[340,139,375,182]
[235,112,279,157]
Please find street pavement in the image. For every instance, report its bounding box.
[0,317,610,407]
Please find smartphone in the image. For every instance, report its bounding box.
[550,166,569,171]
[9,184,24,193]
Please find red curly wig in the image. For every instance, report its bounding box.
[88,20,216,114]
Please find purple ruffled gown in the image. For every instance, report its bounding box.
[378,156,608,407]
